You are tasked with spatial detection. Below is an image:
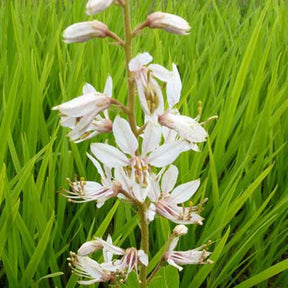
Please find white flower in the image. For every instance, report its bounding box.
[165,237,212,271]
[53,76,113,143]
[158,109,208,151]
[69,236,148,284]
[129,52,182,120]
[69,253,112,285]
[86,0,114,15]
[63,153,117,208]
[63,21,109,43]
[90,117,187,202]
[147,165,204,224]
[146,12,191,35]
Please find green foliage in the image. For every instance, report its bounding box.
[149,266,179,288]
[0,0,288,287]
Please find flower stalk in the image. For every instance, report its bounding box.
[54,0,214,286]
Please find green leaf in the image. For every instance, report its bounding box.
[127,271,140,288]
[234,259,288,288]
[20,213,55,287]
[149,266,179,288]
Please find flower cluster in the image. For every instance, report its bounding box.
[54,0,213,286]
[68,235,148,284]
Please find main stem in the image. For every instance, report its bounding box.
[123,2,149,287]
[123,0,137,136]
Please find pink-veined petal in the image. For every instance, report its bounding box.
[90,143,129,168]
[170,179,200,203]
[161,165,178,193]
[113,116,138,155]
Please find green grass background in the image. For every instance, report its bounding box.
[0,0,288,287]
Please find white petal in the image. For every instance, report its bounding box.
[135,79,150,115]
[148,141,186,167]
[129,52,153,71]
[113,116,138,155]
[161,165,178,193]
[82,181,103,192]
[170,179,200,203]
[83,83,97,94]
[103,235,114,263]
[149,64,171,82]
[169,237,179,254]
[167,258,183,271]
[78,279,100,285]
[175,115,208,142]
[167,64,182,108]
[90,143,129,168]
[162,126,178,143]
[148,176,161,201]
[132,182,149,203]
[99,238,124,256]
[68,112,96,141]
[146,203,156,222]
[114,167,130,192]
[53,93,98,117]
[77,240,102,256]
[142,122,162,155]
[60,116,76,129]
[138,250,149,266]
[63,21,109,43]
[86,153,105,178]
[103,75,113,97]
[150,78,165,116]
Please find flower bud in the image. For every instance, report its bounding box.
[173,225,188,236]
[146,12,190,35]
[86,0,114,15]
[63,21,109,43]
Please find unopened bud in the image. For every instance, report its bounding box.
[146,12,191,35]
[173,225,188,236]
[63,21,109,43]
[86,0,114,15]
